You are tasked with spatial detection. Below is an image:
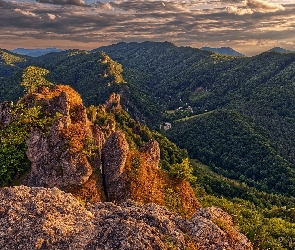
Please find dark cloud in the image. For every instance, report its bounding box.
[92,0,224,13]
[36,0,88,7]
[0,0,9,8]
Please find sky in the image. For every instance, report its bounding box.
[0,0,294,56]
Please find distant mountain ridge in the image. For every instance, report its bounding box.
[200,46,245,56]
[10,47,64,57]
[268,47,295,53]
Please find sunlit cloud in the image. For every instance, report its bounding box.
[47,13,57,19]
[92,2,114,10]
[14,8,40,17]
[245,0,285,12]
[226,0,285,15]
[92,0,193,13]
[226,6,253,15]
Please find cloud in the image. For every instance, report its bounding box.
[36,0,88,7]
[14,8,40,18]
[226,0,285,15]
[245,0,285,12]
[226,6,253,15]
[47,13,57,19]
[0,0,9,7]
[93,2,114,10]
[92,0,192,13]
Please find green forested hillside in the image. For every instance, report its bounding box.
[0,49,160,126]
[1,45,295,249]
[94,42,295,194]
[166,109,295,196]
[2,43,295,196]
[193,160,295,250]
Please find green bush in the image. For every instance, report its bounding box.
[0,103,53,185]
[170,158,196,182]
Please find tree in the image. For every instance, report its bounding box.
[170,158,196,182]
[21,66,53,93]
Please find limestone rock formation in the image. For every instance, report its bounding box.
[139,139,160,169]
[0,186,253,250]
[101,133,201,217]
[24,89,92,187]
[16,86,201,215]
[102,131,130,203]
[104,92,121,110]
[190,207,252,249]
[0,101,12,127]
[0,85,254,249]
[22,85,105,203]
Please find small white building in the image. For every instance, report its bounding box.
[163,122,172,130]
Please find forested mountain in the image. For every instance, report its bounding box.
[2,42,295,197]
[200,46,245,56]
[268,47,295,53]
[2,42,295,248]
[92,42,295,196]
[0,49,27,76]
[0,48,160,125]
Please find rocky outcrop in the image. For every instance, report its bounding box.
[0,186,253,250]
[127,139,201,217]
[102,131,130,202]
[24,89,92,187]
[18,85,201,215]
[0,85,253,249]
[0,186,94,250]
[104,92,121,111]
[101,133,201,217]
[22,85,105,203]
[139,139,160,169]
[0,101,12,127]
[190,207,252,249]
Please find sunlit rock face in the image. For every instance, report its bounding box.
[0,85,253,249]
[24,89,92,187]
[22,86,104,203]
[20,86,201,216]
[102,131,130,203]
[0,186,253,250]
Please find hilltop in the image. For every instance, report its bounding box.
[268,47,295,53]
[200,46,245,56]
